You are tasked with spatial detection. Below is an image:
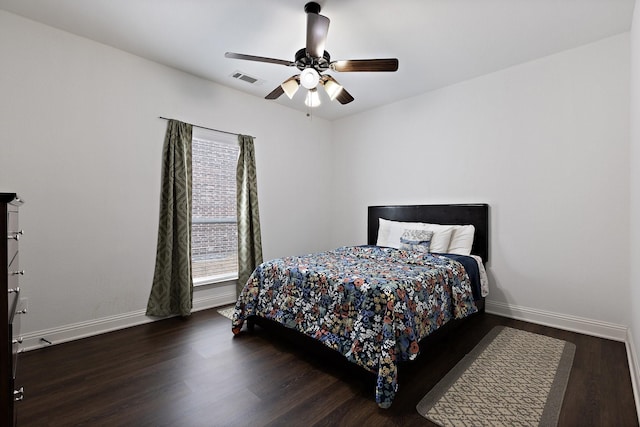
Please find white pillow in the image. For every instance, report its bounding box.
[447,225,475,255]
[418,224,455,253]
[377,218,453,252]
[376,218,395,247]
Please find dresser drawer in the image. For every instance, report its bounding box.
[7,209,18,231]
[12,303,24,378]
[7,239,18,265]
[8,280,19,322]
[7,259,22,289]
[7,246,18,271]
[7,210,21,269]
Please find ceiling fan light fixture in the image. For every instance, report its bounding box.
[300,68,320,89]
[281,77,299,99]
[226,2,399,109]
[323,79,343,101]
[305,88,321,108]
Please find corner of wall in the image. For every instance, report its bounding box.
[630,0,640,422]
[626,328,640,422]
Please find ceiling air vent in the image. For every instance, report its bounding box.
[230,71,263,85]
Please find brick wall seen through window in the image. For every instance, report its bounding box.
[191,128,239,285]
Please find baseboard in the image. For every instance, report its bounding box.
[20,285,237,352]
[626,329,640,422]
[485,300,628,342]
[19,293,631,352]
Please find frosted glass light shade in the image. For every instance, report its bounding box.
[323,79,343,100]
[300,68,320,89]
[305,88,321,107]
[281,77,299,99]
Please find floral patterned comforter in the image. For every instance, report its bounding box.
[231,246,478,408]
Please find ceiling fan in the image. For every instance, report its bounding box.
[225,2,398,107]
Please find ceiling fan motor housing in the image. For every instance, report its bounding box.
[295,48,330,71]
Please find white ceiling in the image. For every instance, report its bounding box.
[0,0,635,121]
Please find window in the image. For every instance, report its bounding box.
[191,128,239,286]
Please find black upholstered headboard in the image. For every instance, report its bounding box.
[367,204,490,263]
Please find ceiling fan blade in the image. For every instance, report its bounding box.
[306,13,330,58]
[225,52,295,67]
[265,85,285,100]
[335,87,354,105]
[330,58,399,72]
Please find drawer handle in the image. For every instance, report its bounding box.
[14,387,24,401]
[12,337,23,344]
[7,230,24,240]
[11,270,25,275]
[8,287,20,294]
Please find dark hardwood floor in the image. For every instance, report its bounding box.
[16,309,638,426]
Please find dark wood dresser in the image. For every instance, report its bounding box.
[1,193,25,426]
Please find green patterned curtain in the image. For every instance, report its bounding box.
[146,120,193,317]
[236,134,263,297]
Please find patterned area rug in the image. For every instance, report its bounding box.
[416,326,575,427]
[217,305,235,320]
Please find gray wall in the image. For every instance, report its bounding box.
[0,10,334,344]
[331,34,630,335]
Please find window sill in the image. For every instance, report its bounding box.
[194,273,238,287]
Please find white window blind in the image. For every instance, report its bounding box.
[191,128,239,286]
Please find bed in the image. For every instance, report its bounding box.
[231,204,489,408]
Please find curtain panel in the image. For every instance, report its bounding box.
[236,134,263,297]
[146,120,193,317]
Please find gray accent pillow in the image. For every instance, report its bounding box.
[400,229,434,253]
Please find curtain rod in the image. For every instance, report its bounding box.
[158,116,254,139]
